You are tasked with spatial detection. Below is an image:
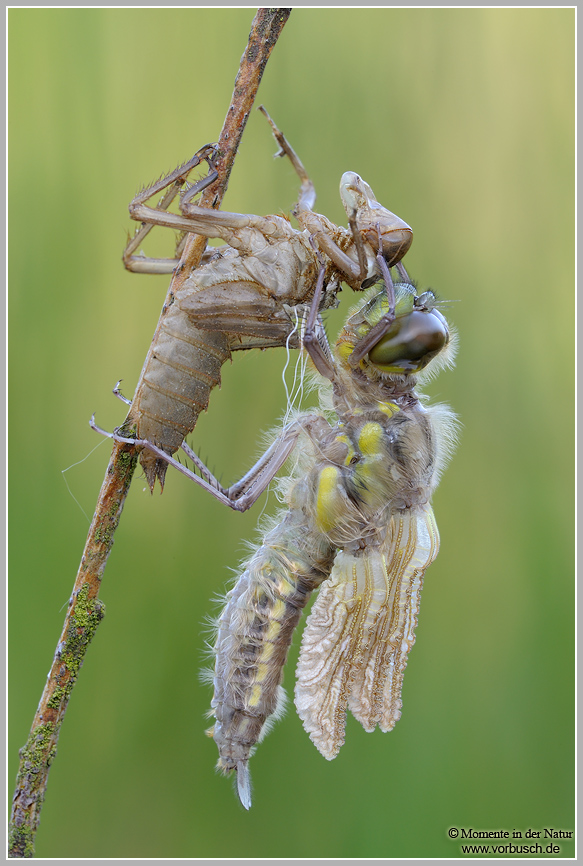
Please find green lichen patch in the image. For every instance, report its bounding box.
[18,721,56,779]
[46,685,66,710]
[9,720,57,853]
[8,822,35,858]
[8,589,105,857]
[59,585,105,683]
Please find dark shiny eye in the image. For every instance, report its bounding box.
[367,309,449,373]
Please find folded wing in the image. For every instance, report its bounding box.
[295,503,439,759]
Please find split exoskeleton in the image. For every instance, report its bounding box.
[94,111,458,809]
[115,108,413,489]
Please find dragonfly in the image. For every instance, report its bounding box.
[96,235,458,808]
[114,108,413,489]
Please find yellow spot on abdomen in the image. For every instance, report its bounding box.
[255,662,270,683]
[258,642,275,664]
[265,617,282,642]
[248,684,263,707]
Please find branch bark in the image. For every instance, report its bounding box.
[8,8,291,857]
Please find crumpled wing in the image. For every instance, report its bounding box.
[294,503,439,760]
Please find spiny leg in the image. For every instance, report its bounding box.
[123,177,189,274]
[128,144,219,217]
[89,415,303,511]
[123,144,220,273]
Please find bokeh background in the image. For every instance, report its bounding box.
[9,8,574,859]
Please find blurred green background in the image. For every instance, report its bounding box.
[9,8,574,859]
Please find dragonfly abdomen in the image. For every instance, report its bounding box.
[208,508,335,805]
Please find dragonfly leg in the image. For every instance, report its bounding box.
[178,423,304,510]
[301,244,336,381]
[112,381,132,406]
[347,210,370,283]
[123,178,187,274]
[348,224,400,366]
[123,145,219,273]
[90,414,305,511]
[178,185,284,240]
[395,260,410,282]
[259,107,367,289]
[258,105,316,213]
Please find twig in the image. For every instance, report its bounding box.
[8,8,291,858]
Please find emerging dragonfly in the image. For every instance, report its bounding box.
[117,108,412,489]
[97,239,458,808]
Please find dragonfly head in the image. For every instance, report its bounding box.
[340,172,413,267]
[343,283,451,376]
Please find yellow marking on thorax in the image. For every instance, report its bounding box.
[336,433,355,466]
[316,465,341,534]
[336,338,355,364]
[376,400,399,418]
[351,421,387,502]
[358,421,383,455]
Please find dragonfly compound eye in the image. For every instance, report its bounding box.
[367,309,449,374]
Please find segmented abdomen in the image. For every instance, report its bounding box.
[131,299,231,489]
[209,507,335,787]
